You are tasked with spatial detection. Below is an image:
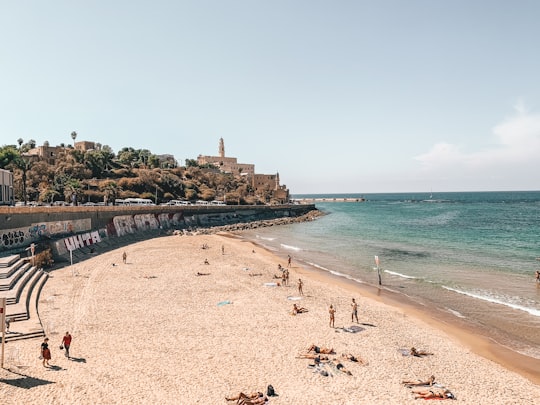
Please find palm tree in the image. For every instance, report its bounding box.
[71,131,77,146]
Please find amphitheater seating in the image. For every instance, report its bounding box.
[0,254,48,342]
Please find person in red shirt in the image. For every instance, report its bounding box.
[61,332,72,359]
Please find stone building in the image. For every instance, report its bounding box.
[0,168,14,205]
[197,138,255,177]
[198,138,289,203]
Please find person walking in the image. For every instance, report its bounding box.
[61,332,73,359]
[351,298,359,323]
[329,304,336,328]
[41,337,52,367]
[287,255,292,267]
[122,251,127,264]
[5,317,11,333]
[298,278,303,295]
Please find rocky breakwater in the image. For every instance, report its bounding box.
[174,209,325,235]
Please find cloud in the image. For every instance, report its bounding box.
[414,103,540,179]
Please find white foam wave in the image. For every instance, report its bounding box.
[384,270,417,279]
[446,308,466,319]
[443,286,540,317]
[256,235,276,241]
[280,243,302,251]
[305,261,365,285]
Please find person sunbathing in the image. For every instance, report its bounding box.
[401,375,435,387]
[332,358,352,375]
[292,303,308,314]
[307,344,335,354]
[196,272,210,276]
[226,392,264,402]
[410,347,433,357]
[413,387,455,400]
[341,353,366,365]
[296,353,330,361]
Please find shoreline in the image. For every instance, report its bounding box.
[242,234,540,385]
[2,232,539,403]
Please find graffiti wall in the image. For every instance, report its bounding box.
[113,215,138,237]
[133,214,160,231]
[1,218,92,251]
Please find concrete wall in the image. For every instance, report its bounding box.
[0,204,315,254]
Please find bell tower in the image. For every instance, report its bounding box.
[219,138,225,158]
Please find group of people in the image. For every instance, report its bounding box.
[326,298,360,328]
[401,375,455,399]
[40,332,73,367]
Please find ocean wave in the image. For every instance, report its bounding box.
[280,243,302,251]
[305,261,365,284]
[256,235,276,241]
[445,308,466,318]
[384,270,417,279]
[443,286,540,317]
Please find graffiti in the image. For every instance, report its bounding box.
[113,216,137,237]
[1,230,25,247]
[133,214,159,231]
[30,219,91,238]
[28,224,47,238]
[64,231,102,252]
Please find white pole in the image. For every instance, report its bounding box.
[1,297,6,368]
[70,250,74,276]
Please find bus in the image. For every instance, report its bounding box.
[124,198,155,206]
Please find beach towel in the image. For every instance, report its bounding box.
[264,282,278,287]
[217,300,232,306]
[287,296,302,300]
[338,325,365,333]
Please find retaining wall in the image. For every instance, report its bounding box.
[0,204,316,255]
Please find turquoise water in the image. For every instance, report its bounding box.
[242,191,540,359]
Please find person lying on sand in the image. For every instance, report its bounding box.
[296,353,330,361]
[413,387,455,400]
[307,344,335,354]
[341,353,366,365]
[401,375,435,387]
[292,303,308,314]
[249,273,263,277]
[331,358,352,375]
[226,392,268,404]
[196,272,210,276]
[410,347,433,357]
[204,259,210,265]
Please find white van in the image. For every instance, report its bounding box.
[124,198,155,206]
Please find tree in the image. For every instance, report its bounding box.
[71,131,77,144]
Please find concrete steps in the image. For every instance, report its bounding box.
[1,254,48,343]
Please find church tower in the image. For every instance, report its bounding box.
[219,138,225,158]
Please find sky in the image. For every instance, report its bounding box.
[1,1,539,194]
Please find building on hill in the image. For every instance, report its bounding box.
[0,168,14,205]
[25,143,62,165]
[198,138,289,203]
[74,141,96,152]
[197,138,255,177]
[252,173,289,204]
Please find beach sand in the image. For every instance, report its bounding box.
[1,233,539,404]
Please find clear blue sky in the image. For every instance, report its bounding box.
[1,1,539,194]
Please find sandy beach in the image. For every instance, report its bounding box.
[1,232,539,404]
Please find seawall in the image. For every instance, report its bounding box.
[0,204,316,260]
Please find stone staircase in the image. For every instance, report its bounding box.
[0,254,48,342]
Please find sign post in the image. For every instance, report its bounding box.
[1,297,6,368]
[374,255,382,286]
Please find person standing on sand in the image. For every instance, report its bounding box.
[298,278,303,295]
[329,304,336,328]
[351,298,359,323]
[222,245,225,255]
[62,332,72,359]
[122,251,127,264]
[535,270,540,284]
[41,337,52,367]
[5,317,12,332]
[287,255,292,267]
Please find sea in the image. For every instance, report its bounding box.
[241,191,540,360]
